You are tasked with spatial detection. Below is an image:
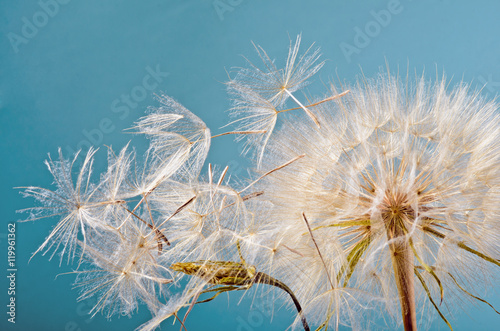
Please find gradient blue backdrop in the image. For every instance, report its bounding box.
[1,1,499,330]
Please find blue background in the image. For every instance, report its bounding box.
[1,0,499,330]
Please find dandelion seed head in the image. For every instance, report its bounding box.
[253,72,500,329]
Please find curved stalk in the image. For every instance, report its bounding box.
[253,272,310,331]
[171,260,310,331]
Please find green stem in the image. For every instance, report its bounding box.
[253,272,310,331]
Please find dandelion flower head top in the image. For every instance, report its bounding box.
[249,73,500,330]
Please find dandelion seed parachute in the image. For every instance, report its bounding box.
[134,94,211,181]
[73,219,172,318]
[19,148,105,264]
[227,34,325,165]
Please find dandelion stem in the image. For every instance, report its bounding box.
[172,260,310,331]
[385,220,417,331]
[253,272,310,331]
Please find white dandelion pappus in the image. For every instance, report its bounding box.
[252,72,500,330]
[19,148,106,264]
